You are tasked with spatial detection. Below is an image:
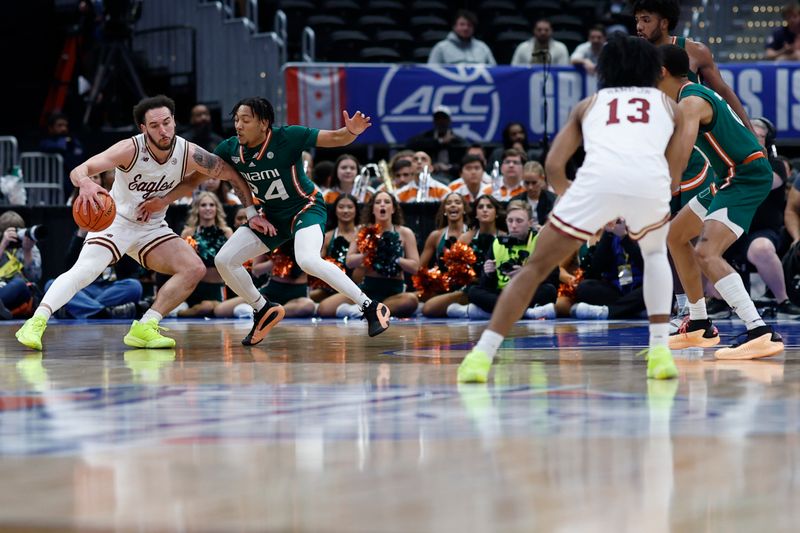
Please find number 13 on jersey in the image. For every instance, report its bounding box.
[606,97,651,125]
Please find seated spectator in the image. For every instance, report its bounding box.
[0,211,42,318]
[570,219,646,320]
[465,143,493,182]
[312,194,362,303]
[766,2,800,60]
[428,9,496,65]
[488,122,542,168]
[511,19,570,66]
[571,25,607,75]
[323,154,374,204]
[395,151,452,202]
[448,154,492,203]
[45,227,143,319]
[168,192,233,317]
[448,200,557,319]
[423,194,504,317]
[487,148,527,201]
[38,112,85,199]
[407,105,468,181]
[182,104,224,152]
[417,192,471,300]
[215,240,316,319]
[512,161,557,231]
[320,191,420,318]
[232,206,250,229]
[727,117,800,317]
[380,157,415,193]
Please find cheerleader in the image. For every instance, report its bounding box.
[318,191,420,318]
[415,192,470,301]
[323,154,373,204]
[423,194,504,317]
[311,194,362,302]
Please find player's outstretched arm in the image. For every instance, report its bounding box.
[544,98,590,196]
[691,41,753,131]
[316,111,372,148]
[71,139,135,215]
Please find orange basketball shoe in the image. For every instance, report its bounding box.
[668,317,720,350]
[714,325,784,360]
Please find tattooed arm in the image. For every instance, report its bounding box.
[186,143,254,207]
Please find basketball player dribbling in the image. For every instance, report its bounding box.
[15,95,273,351]
[458,35,690,383]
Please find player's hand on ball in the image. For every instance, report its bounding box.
[249,214,277,236]
[343,110,372,135]
[76,179,107,216]
[135,197,167,222]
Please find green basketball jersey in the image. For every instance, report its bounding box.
[678,83,764,180]
[672,36,699,83]
[215,126,322,219]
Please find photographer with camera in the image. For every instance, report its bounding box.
[448,200,558,319]
[0,211,44,318]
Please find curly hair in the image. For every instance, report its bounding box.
[598,34,662,88]
[230,96,275,125]
[630,0,680,31]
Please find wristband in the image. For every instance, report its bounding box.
[245,205,259,219]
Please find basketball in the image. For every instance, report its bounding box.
[72,194,116,232]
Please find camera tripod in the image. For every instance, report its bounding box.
[82,39,146,126]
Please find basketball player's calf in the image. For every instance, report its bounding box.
[125,239,206,349]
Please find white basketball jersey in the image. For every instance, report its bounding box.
[577,87,674,199]
[111,134,188,224]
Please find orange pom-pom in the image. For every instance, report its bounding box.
[184,235,198,252]
[442,242,477,288]
[557,268,584,299]
[412,266,449,299]
[271,249,294,278]
[357,224,381,269]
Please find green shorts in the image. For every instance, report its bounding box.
[360,277,405,303]
[256,195,328,251]
[187,282,225,306]
[671,149,716,215]
[689,155,772,237]
[259,279,309,305]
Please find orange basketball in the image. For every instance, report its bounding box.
[73,194,116,232]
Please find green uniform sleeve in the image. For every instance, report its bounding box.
[213,137,235,164]
[283,126,320,154]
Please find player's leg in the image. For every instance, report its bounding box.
[458,224,582,383]
[214,226,283,345]
[124,236,206,348]
[666,199,720,349]
[16,243,113,350]
[696,220,784,359]
[635,223,677,379]
[293,225,389,336]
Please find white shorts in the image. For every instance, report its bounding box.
[84,215,180,269]
[549,187,670,242]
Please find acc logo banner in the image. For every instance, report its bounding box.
[375,65,501,144]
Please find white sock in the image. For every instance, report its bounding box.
[336,303,361,318]
[675,293,688,312]
[253,295,267,312]
[475,329,504,361]
[524,302,555,319]
[649,322,670,347]
[447,303,469,318]
[714,272,765,329]
[467,304,492,320]
[141,309,163,324]
[34,306,52,321]
[688,299,707,320]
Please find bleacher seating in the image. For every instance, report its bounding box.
[0,136,19,175]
